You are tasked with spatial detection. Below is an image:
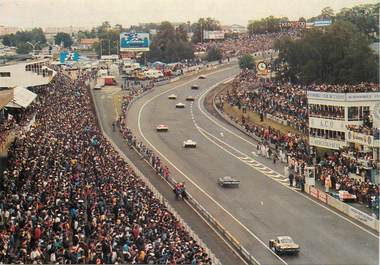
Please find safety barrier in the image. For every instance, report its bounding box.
[305,184,379,232]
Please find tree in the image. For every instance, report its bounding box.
[77,30,97,40]
[335,3,379,39]
[1,28,46,53]
[206,46,222,61]
[238,54,255,69]
[191,18,221,43]
[320,6,335,19]
[274,21,379,84]
[93,29,120,57]
[148,21,194,63]
[55,32,73,47]
[2,34,14,46]
[16,43,33,54]
[247,16,284,36]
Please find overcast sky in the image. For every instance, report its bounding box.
[0,0,377,28]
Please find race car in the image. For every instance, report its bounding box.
[191,85,199,90]
[198,75,206,79]
[186,96,195,101]
[156,124,169,132]
[218,176,240,187]
[269,236,300,255]
[168,94,177,99]
[183,139,197,148]
[176,102,185,108]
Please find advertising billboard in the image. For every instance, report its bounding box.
[279,21,306,29]
[203,30,225,40]
[120,32,150,52]
[313,20,332,27]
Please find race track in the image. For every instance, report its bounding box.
[126,65,379,265]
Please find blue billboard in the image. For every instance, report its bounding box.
[120,32,150,52]
[313,20,332,27]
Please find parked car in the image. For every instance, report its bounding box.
[198,75,206,79]
[94,84,103,90]
[269,236,300,255]
[191,85,199,90]
[176,103,185,108]
[168,94,177,99]
[144,69,164,79]
[186,96,195,101]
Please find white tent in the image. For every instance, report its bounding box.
[6,86,37,108]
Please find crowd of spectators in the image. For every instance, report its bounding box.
[309,104,345,120]
[347,124,380,139]
[194,31,299,58]
[0,71,212,264]
[217,70,379,214]
[316,154,379,211]
[226,70,308,133]
[307,82,380,93]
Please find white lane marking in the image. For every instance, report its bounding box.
[137,69,264,265]
[192,127,287,265]
[195,80,379,239]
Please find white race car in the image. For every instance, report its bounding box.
[198,75,206,79]
[176,102,185,108]
[218,176,240,187]
[191,85,199,90]
[168,94,177,99]
[156,124,169,132]
[183,139,197,148]
[186,96,195,101]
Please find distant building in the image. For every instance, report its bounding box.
[44,26,87,42]
[222,24,247,34]
[0,25,21,36]
[78,38,99,50]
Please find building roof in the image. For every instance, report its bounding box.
[80,38,99,45]
[6,86,37,108]
[0,88,14,109]
[0,60,56,88]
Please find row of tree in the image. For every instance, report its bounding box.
[247,3,379,40]
[1,28,47,54]
[274,21,378,85]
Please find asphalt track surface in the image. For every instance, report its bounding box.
[91,81,246,265]
[123,65,379,265]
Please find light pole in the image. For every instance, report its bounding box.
[26,41,40,56]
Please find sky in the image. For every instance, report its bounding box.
[0,0,378,28]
